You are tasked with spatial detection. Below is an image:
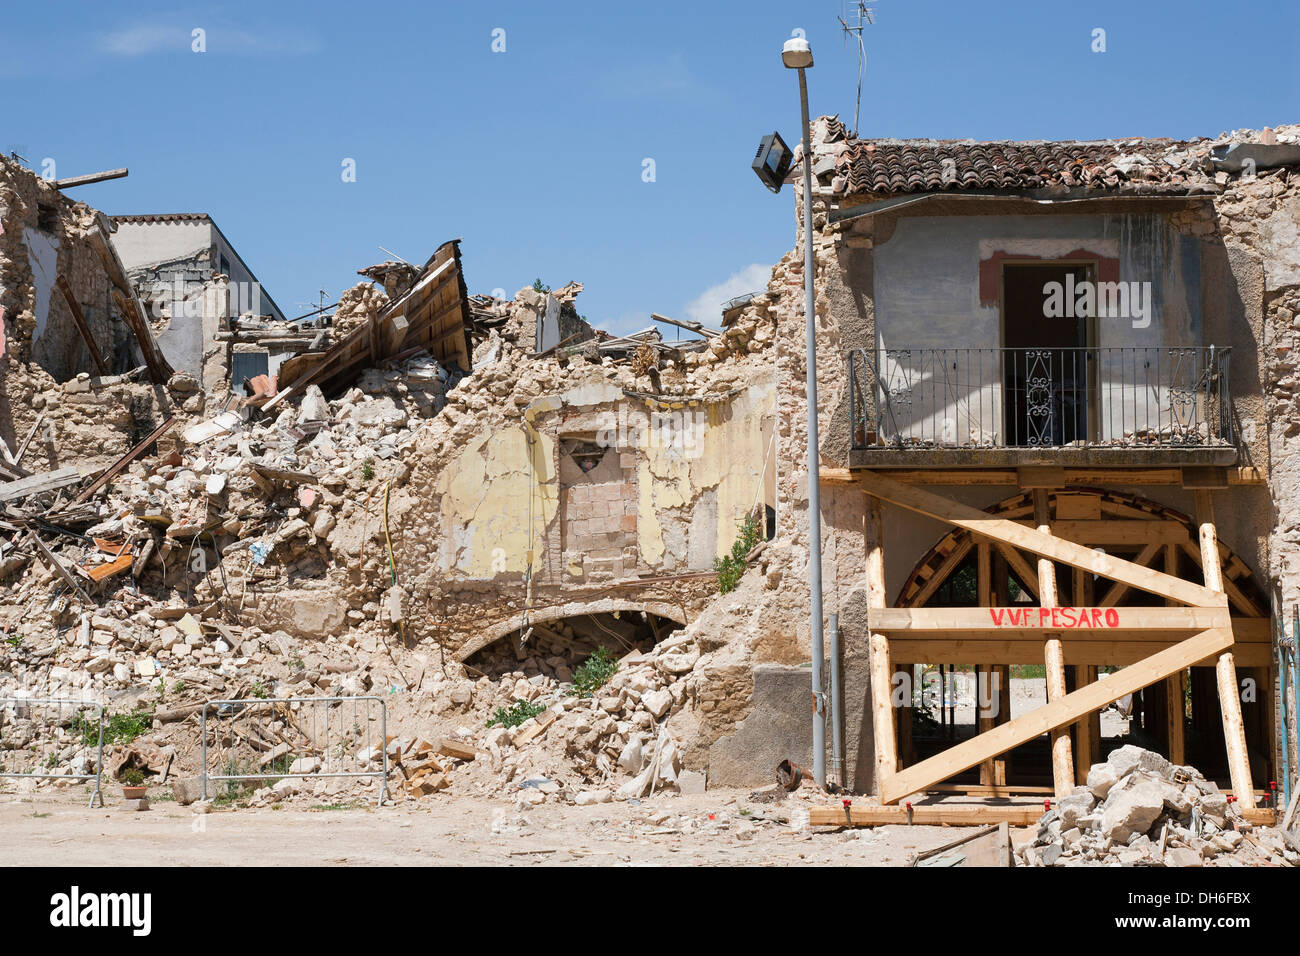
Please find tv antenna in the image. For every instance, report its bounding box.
[838,0,876,137]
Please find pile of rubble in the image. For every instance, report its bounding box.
[1021,745,1299,867]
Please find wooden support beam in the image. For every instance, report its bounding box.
[1197,490,1256,810]
[810,803,1045,828]
[858,471,1224,608]
[1097,544,1160,608]
[887,635,1272,668]
[977,541,995,787]
[55,275,109,375]
[1035,490,1074,798]
[994,542,1039,599]
[1164,543,1186,766]
[865,495,896,789]
[909,538,975,608]
[869,605,1232,634]
[879,628,1235,804]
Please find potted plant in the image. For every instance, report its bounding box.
[120,767,148,800]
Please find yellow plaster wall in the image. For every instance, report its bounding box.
[435,380,774,579]
[434,425,557,577]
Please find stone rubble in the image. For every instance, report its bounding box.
[1020,745,1299,867]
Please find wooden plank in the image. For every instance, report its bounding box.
[810,803,1045,827]
[14,413,44,467]
[1164,543,1186,766]
[1035,489,1074,798]
[869,605,1232,634]
[879,627,1234,804]
[0,466,88,503]
[55,275,109,375]
[888,638,1272,668]
[858,471,1224,607]
[866,496,896,787]
[82,553,132,582]
[977,542,995,786]
[28,531,94,604]
[1008,519,1188,545]
[1197,490,1256,811]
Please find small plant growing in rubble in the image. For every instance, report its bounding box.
[290,655,305,671]
[249,680,270,699]
[532,278,550,294]
[361,460,375,481]
[713,514,764,595]
[486,700,547,729]
[569,646,619,699]
[4,634,21,649]
[73,708,152,747]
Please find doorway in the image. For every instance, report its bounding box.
[1001,262,1095,446]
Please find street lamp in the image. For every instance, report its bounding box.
[784,36,827,790]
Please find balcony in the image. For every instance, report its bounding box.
[846,346,1237,468]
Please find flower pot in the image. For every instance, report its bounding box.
[122,785,148,800]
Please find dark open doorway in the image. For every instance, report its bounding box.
[1001,262,1095,446]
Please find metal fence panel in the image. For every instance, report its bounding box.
[200,696,388,805]
[0,697,104,807]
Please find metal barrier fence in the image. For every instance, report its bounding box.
[0,697,105,807]
[200,696,388,805]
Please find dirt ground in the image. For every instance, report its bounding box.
[0,786,1006,867]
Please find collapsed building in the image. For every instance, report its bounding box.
[2,119,1300,845]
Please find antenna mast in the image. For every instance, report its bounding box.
[838,0,875,137]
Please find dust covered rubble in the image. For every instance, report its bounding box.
[0,265,789,805]
[1021,745,1299,867]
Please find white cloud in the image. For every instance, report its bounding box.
[681,264,770,328]
[98,22,321,56]
[99,25,182,56]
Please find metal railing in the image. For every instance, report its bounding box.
[847,346,1234,450]
[200,696,389,805]
[0,697,105,807]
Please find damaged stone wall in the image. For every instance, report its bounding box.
[0,157,177,470]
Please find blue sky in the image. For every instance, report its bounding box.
[3,1,1295,335]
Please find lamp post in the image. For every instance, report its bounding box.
[782,36,826,790]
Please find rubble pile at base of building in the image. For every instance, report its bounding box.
[1021,746,1299,867]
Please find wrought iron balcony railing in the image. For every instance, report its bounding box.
[847,346,1234,451]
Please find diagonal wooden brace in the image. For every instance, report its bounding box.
[858,471,1224,607]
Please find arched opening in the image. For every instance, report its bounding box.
[891,489,1270,792]
[461,602,687,681]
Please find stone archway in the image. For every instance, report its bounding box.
[456,598,687,663]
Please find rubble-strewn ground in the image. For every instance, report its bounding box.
[0,787,965,867]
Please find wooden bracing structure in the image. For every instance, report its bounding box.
[846,471,1263,809]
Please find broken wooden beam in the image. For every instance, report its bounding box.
[55,275,109,375]
[0,466,90,503]
[64,416,177,507]
[53,167,128,189]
